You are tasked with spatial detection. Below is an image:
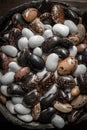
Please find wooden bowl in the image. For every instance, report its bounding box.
[0,0,87,129]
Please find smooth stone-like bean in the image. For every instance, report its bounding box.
[17,48,29,67]
[53,47,69,59]
[12,97,23,104]
[71,86,80,97]
[42,36,60,53]
[69,46,77,57]
[12,13,27,29]
[18,37,29,50]
[58,38,73,48]
[1,72,15,85]
[1,45,18,57]
[17,114,33,122]
[73,64,86,76]
[39,107,56,123]
[28,35,44,48]
[14,104,31,114]
[22,8,38,22]
[22,28,34,39]
[64,20,78,33]
[51,114,65,129]
[6,100,16,114]
[54,101,72,113]
[28,54,45,72]
[71,95,87,108]
[57,56,78,75]
[46,53,59,72]
[43,29,53,39]
[0,85,10,97]
[53,23,69,37]
[9,62,21,72]
[23,89,39,107]
[7,84,25,96]
[33,47,42,57]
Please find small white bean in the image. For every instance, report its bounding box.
[6,100,16,114]
[28,35,44,48]
[33,47,42,57]
[43,29,53,39]
[1,72,15,85]
[17,114,33,122]
[0,85,10,97]
[46,53,59,72]
[51,114,65,129]
[53,23,69,37]
[14,104,31,115]
[12,97,23,104]
[64,20,78,34]
[69,46,77,57]
[22,28,34,39]
[9,62,21,72]
[18,37,29,50]
[73,64,87,76]
[1,45,18,57]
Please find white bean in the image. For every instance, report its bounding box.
[6,100,16,114]
[18,37,29,50]
[28,35,44,48]
[22,28,34,39]
[53,23,69,37]
[1,45,18,57]
[17,114,33,122]
[1,72,15,85]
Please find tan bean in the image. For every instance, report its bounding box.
[71,95,87,108]
[22,8,38,22]
[54,101,72,113]
[32,102,41,120]
[71,86,80,97]
[57,56,78,75]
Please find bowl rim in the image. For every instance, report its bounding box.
[0,0,86,129]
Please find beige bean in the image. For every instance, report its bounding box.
[54,101,72,113]
[71,95,87,108]
[32,102,41,120]
[57,56,78,75]
[22,8,38,22]
[71,86,80,97]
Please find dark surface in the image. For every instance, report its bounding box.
[0,0,87,130]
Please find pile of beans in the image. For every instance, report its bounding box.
[0,1,87,129]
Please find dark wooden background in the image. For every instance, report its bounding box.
[0,0,87,16]
[0,0,87,129]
